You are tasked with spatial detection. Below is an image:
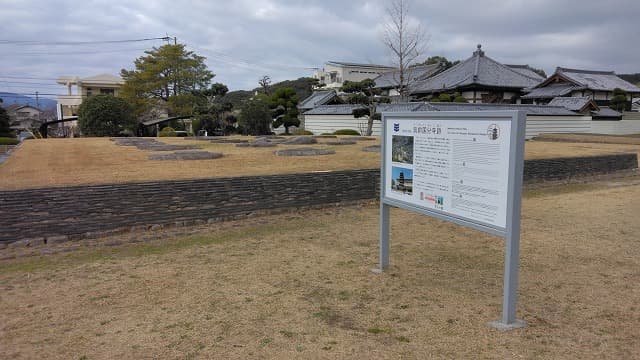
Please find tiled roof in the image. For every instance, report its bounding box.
[376,103,425,112]
[410,45,543,94]
[547,97,595,112]
[374,63,441,89]
[423,102,580,116]
[505,65,546,81]
[303,104,366,115]
[298,90,337,110]
[521,83,577,99]
[556,68,640,93]
[591,106,622,118]
[308,102,579,116]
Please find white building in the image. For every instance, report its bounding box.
[314,61,395,89]
[56,74,124,118]
[5,104,43,131]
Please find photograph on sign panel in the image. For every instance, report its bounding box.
[391,167,413,195]
[392,135,413,164]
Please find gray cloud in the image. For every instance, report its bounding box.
[1,0,638,99]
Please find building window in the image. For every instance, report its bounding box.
[86,88,92,97]
[100,88,115,95]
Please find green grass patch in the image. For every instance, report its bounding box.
[0,137,19,145]
[367,326,392,334]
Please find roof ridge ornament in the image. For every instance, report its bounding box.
[473,44,483,82]
[473,44,484,57]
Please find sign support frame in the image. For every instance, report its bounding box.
[375,110,527,331]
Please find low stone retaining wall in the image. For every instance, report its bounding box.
[523,153,637,182]
[1,153,637,245]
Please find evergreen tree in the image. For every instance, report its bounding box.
[0,98,14,138]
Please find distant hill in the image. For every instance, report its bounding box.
[0,92,57,110]
[619,74,640,86]
[222,77,318,109]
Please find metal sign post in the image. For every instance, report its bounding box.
[376,111,526,330]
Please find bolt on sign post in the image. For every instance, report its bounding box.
[377,111,527,331]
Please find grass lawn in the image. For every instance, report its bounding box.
[1,179,639,359]
[0,136,639,190]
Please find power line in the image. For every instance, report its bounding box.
[0,92,61,96]
[0,37,170,46]
[0,75,60,81]
[0,80,64,86]
[1,47,151,57]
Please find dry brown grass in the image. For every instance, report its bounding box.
[1,179,639,359]
[1,136,639,190]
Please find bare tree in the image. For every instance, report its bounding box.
[382,0,428,98]
[258,75,272,95]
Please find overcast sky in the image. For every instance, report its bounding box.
[1,0,639,100]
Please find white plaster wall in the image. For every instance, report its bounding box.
[589,120,640,135]
[525,116,592,139]
[303,114,381,136]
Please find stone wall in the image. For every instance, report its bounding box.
[523,153,638,182]
[1,153,637,245]
[0,169,379,245]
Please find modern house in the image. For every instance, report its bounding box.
[5,104,43,131]
[56,74,124,118]
[313,61,395,89]
[410,45,543,103]
[373,62,443,97]
[521,67,640,109]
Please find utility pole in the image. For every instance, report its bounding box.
[174,37,177,45]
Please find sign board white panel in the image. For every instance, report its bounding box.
[378,111,527,329]
[382,115,512,230]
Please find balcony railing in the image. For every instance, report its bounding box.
[57,95,83,106]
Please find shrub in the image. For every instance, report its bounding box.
[333,129,360,136]
[159,126,176,137]
[0,137,19,145]
[437,93,452,102]
[292,129,314,135]
[77,95,135,137]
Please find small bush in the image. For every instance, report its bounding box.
[293,129,314,135]
[0,137,19,145]
[159,127,176,137]
[333,129,360,136]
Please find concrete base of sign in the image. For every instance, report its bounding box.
[487,319,527,331]
[370,268,385,274]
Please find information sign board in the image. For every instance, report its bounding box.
[377,111,527,330]
[383,114,513,232]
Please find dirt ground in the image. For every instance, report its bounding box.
[1,178,639,359]
[0,136,639,190]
